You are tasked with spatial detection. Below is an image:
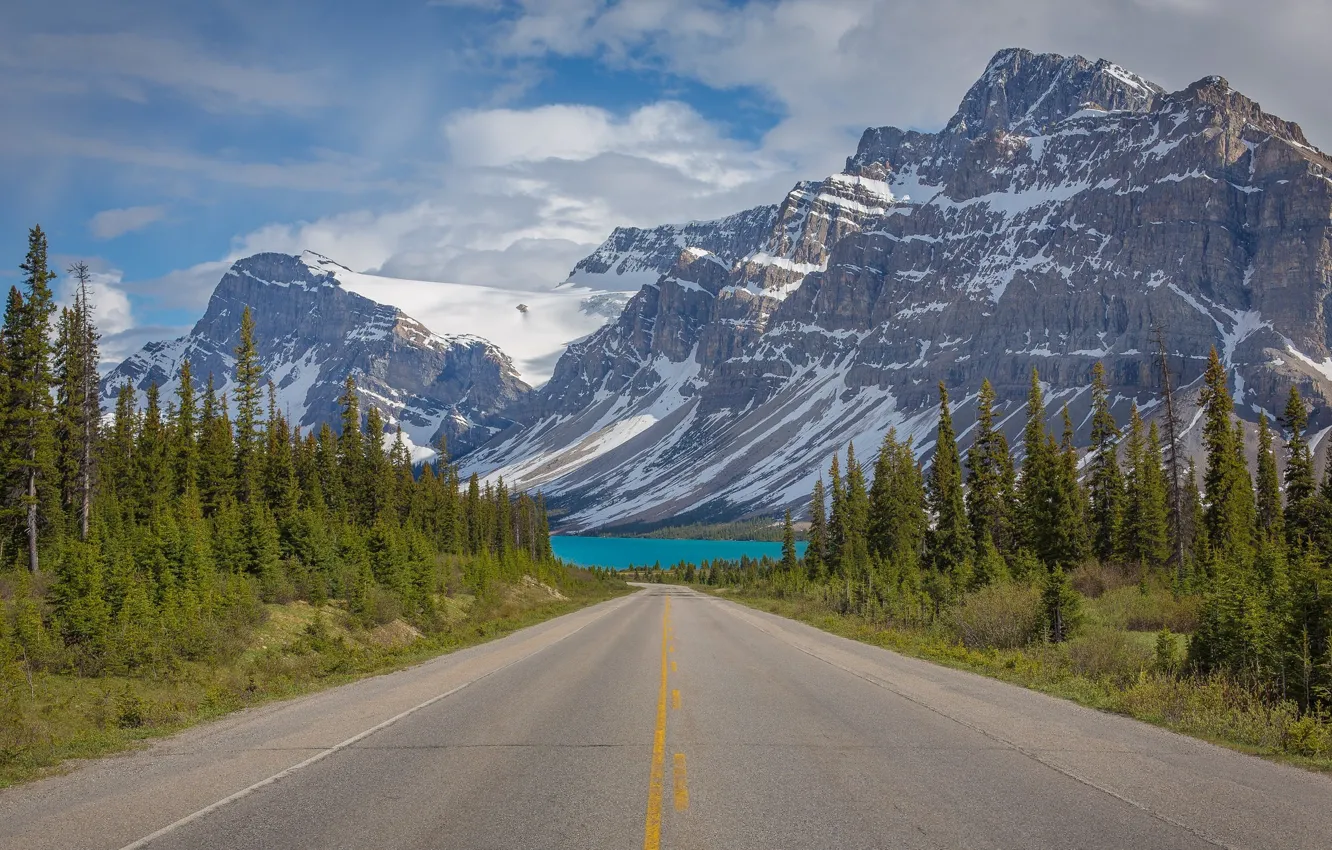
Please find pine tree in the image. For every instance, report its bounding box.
[780,510,798,573]
[232,307,264,504]
[1123,409,1170,569]
[1199,347,1255,563]
[1087,362,1124,562]
[7,226,61,572]
[1017,368,1052,556]
[173,360,198,497]
[136,383,172,520]
[926,382,971,576]
[806,477,826,580]
[842,443,871,580]
[1282,385,1317,547]
[338,375,364,513]
[197,374,234,515]
[966,378,1014,554]
[827,453,846,575]
[1256,413,1283,543]
[54,261,100,541]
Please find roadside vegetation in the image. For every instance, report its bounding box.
[632,355,1332,770]
[0,226,627,788]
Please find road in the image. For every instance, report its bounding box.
[3,584,1330,849]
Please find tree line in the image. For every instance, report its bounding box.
[0,226,559,679]
[721,356,1332,709]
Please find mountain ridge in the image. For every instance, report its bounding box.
[466,47,1332,530]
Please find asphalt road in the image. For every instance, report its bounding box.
[4,585,1331,850]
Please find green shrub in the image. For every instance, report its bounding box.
[948,583,1042,650]
[1088,585,1199,632]
[1063,627,1152,684]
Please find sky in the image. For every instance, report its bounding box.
[3,0,1330,365]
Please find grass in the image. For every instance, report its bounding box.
[705,586,1332,773]
[0,580,631,789]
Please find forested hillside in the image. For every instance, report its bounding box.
[0,226,619,785]
[685,356,1332,760]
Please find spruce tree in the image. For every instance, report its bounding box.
[780,510,798,573]
[197,374,234,515]
[1282,386,1317,546]
[232,307,264,504]
[926,383,971,577]
[1124,416,1171,569]
[1255,413,1283,542]
[1199,348,1255,563]
[827,453,846,575]
[806,477,826,580]
[966,378,1014,554]
[173,360,198,497]
[54,261,100,541]
[8,226,60,572]
[1017,368,1051,555]
[843,444,871,580]
[1087,362,1124,562]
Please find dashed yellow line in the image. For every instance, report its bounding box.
[673,753,689,811]
[672,689,681,710]
[643,598,670,850]
[670,661,677,673]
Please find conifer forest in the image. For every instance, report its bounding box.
[0,227,617,782]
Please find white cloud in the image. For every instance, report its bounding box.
[89,205,166,239]
[203,100,788,293]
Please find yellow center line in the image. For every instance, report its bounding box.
[670,661,677,673]
[672,689,681,710]
[643,597,670,850]
[673,753,689,812]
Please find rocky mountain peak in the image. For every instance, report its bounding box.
[948,48,1163,138]
[469,48,1332,532]
[105,252,531,459]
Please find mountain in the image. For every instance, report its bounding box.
[467,47,1332,531]
[102,252,624,458]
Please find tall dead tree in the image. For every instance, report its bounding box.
[1154,325,1187,580]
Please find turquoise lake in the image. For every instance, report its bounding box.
[551,536,807,570]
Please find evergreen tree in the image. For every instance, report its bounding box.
[1255,413,1283,542]
[806,477,826,580]
[827,453,846,575]
[780,510,798,573]
[232,307,264,504]
[1282,385,1318,546]
[54,261,100,541]
[1087,362,1124,562]
[1199,348,1255,563]
[197,374,234,515]
[842,444,870,580]
[173,360,198,498]
[966,378,1014,554]
[6,226,60,572]
[1017,368,1052,555]
[1122,411,1170,569]
[926,382,971,576]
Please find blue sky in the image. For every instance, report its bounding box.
[3,0,1329,364]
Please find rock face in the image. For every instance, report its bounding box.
[103,252,531,458]
[565,205,779,291]
[469,48,1332,531]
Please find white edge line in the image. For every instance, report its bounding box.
[118,595,636,850]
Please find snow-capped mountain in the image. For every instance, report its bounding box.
[467,48,1332,530]
[102,252,625,458]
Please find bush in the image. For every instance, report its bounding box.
[1069,561,1136,599]
[1088,584,1199,632]
[948,583,1042,650]
[1063,627,1152,684]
